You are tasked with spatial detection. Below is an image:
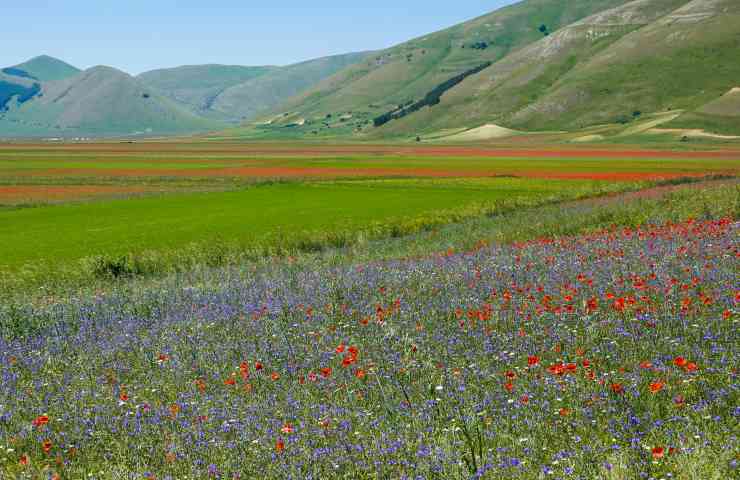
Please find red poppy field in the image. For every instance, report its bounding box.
[0,142,738,203]
[0,174,737,478]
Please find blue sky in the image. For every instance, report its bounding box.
[3,1,516,74]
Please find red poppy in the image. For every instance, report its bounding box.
[255,361,263,371]
[503,382,514,393]
[649,381,665,394]
[673,357,687,368]
[651,447,665,459]
[32,415,49,428]
[504,370,517,379]
[558,408,571,417]
[224,377,236,386]
[271,372,281,381]
[611,383,624,394]
[42,439,53,455]
[613,297,626,312]
[684,362,698,373]
[581,359,590,368]
[275,439,285,453]
[639,361,653,369]
[19,454,29,466]
[527,355,540,367]
[348,345,359,357]
[354,368,366,379]
[195,378,207,394]
[280,423,294,434]
[320,367,332,378]
[335,343,345,354]
[119,392,129,402]
[547,363,565,375]
[565,363,577,373]
[158,353,170,362]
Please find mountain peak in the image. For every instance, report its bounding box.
[85,65,130,77]
[11,55,81,82]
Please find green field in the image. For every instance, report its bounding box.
[1,141,738,297]
[0,177,625,272]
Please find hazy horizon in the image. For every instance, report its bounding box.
[2,0,515,75]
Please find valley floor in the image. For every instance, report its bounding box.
[0,140,737,479]
[0,176,737,479]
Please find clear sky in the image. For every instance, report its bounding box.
[2,0,516,75]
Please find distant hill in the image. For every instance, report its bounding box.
[137,64,277,119]
[0,65,219,137]
[138,52,370,122]
[5,55,81,82]
[0,52,368,137]
[241,0,740,140]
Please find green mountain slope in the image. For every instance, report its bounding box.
[371,0,695,137]
[209,52,371,122]
[0,66,220,137]
[7,55,81,81]
[138,53,369,123]
[502,0,740,132]
[137,64,277,119]
[238,0,739,140]
[241,0,635,137]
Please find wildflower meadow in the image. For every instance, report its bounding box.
[1,192,737,479]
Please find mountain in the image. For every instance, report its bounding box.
[0,52,368,137]
[0,65,219,137]
[243,0,740,140]
[4,55,81,82]
[490,0,740,132]
[4,0,737,139]
[369,0,696,136]
[138,52,370,122]
[240,0,637,137]
[137,64,277,119]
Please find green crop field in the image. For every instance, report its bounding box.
[0,177,631,287]
[1,141,738,297]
